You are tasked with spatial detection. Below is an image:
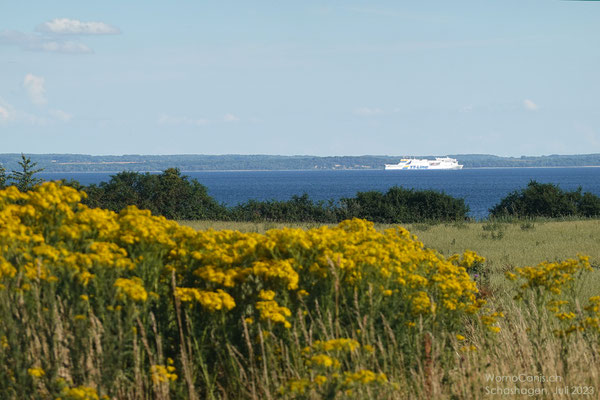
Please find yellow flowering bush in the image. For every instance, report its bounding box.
[0,183,487,399]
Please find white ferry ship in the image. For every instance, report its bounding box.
[385,157,463,170]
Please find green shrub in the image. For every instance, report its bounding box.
[230,187,469,224]
[338,186,469,223]
[490,180,600,218]
[83,168,229,220]
[230,193,337,222]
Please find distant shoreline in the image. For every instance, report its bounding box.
[36,165,600,174]
[4,153,600,173]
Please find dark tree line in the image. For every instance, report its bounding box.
[75,174,600,222]
[73,169,471,223]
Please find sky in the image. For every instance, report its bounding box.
[1,1,599,157]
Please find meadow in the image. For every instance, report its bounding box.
[1,183,600,399]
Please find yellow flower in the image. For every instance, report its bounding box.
[258,290,276,300]
[150,364,177,384]
[343,369,387,385]
[174,288,236,311]
[314,375,327,385]
[281,379,310,394]
[311,338,360,353]
[363,345,375,353]
[255,300,292,328]
[114,277,148,302]
[411,291,433,315]
[555,312,576,321]
[505,271,517,281]
[60,385,99,400]
[307,354,340,369]
[78,271,95,286]
[27,367,45,378]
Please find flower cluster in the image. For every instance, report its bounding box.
[114,277,148,302]
[281,337,388,397]
[448,250,486,269]
[509,256,591,296]
[150,364,178,384]
[506,256,597,338]
[57,385,100,400]
[174,287,236,311]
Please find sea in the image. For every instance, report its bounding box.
[38,167,600,220]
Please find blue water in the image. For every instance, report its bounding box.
[38,168,600,219]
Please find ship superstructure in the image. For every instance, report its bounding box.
[384,157,463,170]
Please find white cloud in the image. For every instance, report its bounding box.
[36,18,120,35]
[38,40,92,54]
[354,107,384,116]
[50,109,73,122]
[0,18,118,54]
[223,113,240,122]
[0,97,71,125]
[0,106,9,120]
[24,74,47,105]
[158,114,208,127]
[523,99,539,111]
[0,99,15,122]
[0,30,92,54]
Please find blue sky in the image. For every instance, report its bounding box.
[1,1,599,156]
